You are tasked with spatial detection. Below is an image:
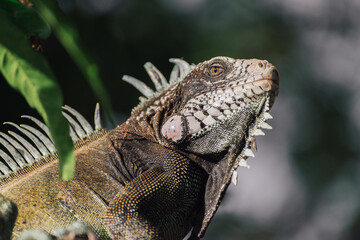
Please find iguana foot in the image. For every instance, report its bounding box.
[19,222,96,240]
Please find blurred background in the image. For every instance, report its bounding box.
[0,0,359,239]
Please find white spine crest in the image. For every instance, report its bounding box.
[123,58,195,114]
[0,104,102,176]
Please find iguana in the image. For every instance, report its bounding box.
[0,56,279,240]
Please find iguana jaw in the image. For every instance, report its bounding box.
[186,79,278,141]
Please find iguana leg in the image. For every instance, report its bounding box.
[0,195,97,240]
[104,151,207,240]
[18,224,96,240]
[0,194,17,240]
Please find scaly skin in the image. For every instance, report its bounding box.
[0,56,279,240]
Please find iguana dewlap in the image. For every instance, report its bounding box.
[0,57,279,240]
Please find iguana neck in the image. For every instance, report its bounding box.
[119,84,182,144]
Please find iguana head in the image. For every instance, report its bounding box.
[125,56,279,238]
[160,57,279,153]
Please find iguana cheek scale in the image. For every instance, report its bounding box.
[0,56,279,240]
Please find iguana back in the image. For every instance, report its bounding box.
[0,108,118,238]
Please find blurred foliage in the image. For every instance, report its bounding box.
[34,0,114,124]
[0,4,74,180]
[0,0,51,38]
[0,0,115,179]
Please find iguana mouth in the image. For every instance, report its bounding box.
[230,73,279,91]
[264,77,280,86]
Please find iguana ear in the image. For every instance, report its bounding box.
[161,114,204,145]
[161,115,188,143]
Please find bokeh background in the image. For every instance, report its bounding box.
[0,0,359,239]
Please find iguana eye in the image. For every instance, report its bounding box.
[209,65,224,77]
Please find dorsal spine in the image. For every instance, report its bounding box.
[0,103,107,186]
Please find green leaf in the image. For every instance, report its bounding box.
[0,0,51,38]
[0,10,74,180]
[33,0,115,125]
